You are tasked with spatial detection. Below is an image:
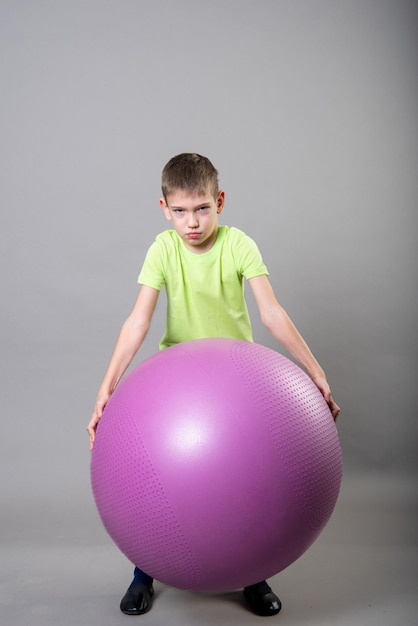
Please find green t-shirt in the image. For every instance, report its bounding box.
[138,226,269,349]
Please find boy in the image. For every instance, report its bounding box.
[88,153,340,617]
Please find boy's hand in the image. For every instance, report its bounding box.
[311,376,341,422]
[87,393,110,450]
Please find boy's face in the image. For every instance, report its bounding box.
[160,188,225,253]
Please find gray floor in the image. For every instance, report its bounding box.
[1,472,417,626]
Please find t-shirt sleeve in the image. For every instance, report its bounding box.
[233,230,269,279]
[137,240,166,291]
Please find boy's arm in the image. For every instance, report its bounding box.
[87,285,160,449]
[248,275,340,420]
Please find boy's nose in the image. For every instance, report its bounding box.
[188,213,199,228]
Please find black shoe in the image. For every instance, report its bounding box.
[243,581,282,617]
[120,583,155,615]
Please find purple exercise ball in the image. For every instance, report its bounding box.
[91,338,342,592]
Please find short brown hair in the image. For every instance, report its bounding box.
[161,153,219,201]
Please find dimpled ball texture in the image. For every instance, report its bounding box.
[91,338,342,592]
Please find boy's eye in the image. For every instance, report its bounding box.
[198,206,209,212]
[173,209,184,214]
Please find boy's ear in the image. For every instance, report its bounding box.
[159,198,172,221]
[216,190,225,214]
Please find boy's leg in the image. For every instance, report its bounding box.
[243,580,282,616]
[120,567,154,616]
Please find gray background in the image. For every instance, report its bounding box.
[1,1,417,624]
